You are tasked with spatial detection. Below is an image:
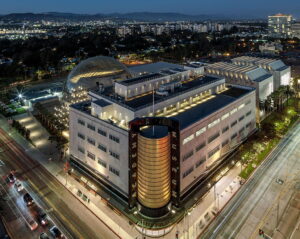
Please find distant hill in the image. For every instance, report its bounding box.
[0,12,233,22]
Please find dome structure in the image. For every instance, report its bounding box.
[66,56,130,92]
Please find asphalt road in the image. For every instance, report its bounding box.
[0,127,107,239]
[201,122,300,239]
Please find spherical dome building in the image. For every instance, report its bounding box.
[66,56,131,92]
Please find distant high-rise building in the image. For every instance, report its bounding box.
[291,22,300,39]
[268,13,292,37]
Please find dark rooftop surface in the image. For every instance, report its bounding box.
[121,73,162,85]
[124,75,221,110]
[174,86,253,129]
[93,99,111,107]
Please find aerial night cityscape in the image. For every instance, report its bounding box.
[0,0,300,239]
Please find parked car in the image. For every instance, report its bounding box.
[27,219,38,231]
[14,180,24,192]
[36,209,48,225]
[7,173,15,183]
[23,193,33,206]
[39,232,50,239]
[49,226,64,238]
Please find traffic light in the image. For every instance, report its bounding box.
[259,229,264,237]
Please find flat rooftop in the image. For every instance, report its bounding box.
[128,61,184,74]
[115,75,221,111]
[173,86,253,129]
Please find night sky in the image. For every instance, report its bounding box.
[1,0,300,18]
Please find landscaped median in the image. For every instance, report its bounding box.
[238,97,300,180]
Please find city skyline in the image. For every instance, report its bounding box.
[0,0,300,18]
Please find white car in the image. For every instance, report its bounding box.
[14,180,24,192]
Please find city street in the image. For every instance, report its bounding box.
[0,126,120,239]
[201,121,300,239]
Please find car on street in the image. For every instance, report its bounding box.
[7,173,15,183]
[36,209,48,226]
[23,193,34,206]
[14,180,24,192]
[39,232,50,239]
[49,226,64,238]
[27,219,38,231]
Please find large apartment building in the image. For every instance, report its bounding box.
[268,14,293,37]
[68,63,256,217]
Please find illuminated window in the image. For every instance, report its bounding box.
[230,108,237,115]
[208,118,220,128]
[221,113,229,120]
[183,134,194,145]
[238,104,245,110]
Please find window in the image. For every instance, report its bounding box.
[246,100,251,105]
[98,158,107,168]
[231,133,237,140]
[239,116,245,122]
[109,150,120,160]
[98,128,107,137]
[208,132,220,143]
[78,132,85,140]
[246,122,252,128]
[221,113,229,120]
[109,134,120,143]
[78,146,85,154]
[183,150,193,161]
[87,151,95,160]
[196,127,206,137]
[222,139,229,147]
[238,103,245,110]
[87,137,95,146]
[183,166,194,178]
[230,108,237,115]
[87,124,95,131]
[196,157,206,168]
[98,144,107,152]
[196,142,206,152]
[239,127,245,134]
[109,166,120,176]
[183,134,194,145]
[222,126,229,133]
[246,110,251,117]
[231,120,237,127]
[208,119,220,129]
[78,119,85,126]
[208,146,220,158]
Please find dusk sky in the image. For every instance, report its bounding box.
[1,0,300,18]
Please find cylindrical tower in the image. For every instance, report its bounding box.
[137,128,171,212]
